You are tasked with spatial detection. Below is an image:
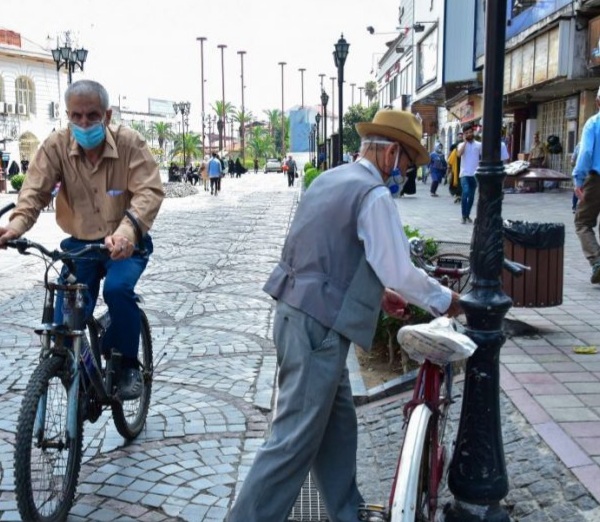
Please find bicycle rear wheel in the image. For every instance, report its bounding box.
[112,308,153,439]
[14,356,83,522]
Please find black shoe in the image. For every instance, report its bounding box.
[118,368,142,400]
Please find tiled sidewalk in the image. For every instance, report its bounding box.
[396,185,600,504]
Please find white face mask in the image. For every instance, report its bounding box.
[364,139,406,197]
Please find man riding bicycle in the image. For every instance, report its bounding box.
[0,79,164,400]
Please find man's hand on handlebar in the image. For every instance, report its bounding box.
[0,227,20,249]
[105,234,134,260]
[445,291,463,318]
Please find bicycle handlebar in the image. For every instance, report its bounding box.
[409,237,530,279]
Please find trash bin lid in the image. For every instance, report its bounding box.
[503,220,565,249]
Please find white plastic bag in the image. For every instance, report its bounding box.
[397,317,477,365]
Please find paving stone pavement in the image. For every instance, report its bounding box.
[0,176,600,520]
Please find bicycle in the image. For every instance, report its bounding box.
[357,240,528,522]
[0,203,153,522]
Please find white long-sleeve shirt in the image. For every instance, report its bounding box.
[356,158,452,315]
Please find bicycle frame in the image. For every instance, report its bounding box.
[389,360,451,520]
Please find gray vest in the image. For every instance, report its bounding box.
[263,163,385,349]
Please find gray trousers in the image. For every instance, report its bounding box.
[575,173,600,267]
[227,301,363,522]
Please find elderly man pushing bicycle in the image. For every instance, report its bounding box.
[0,79,164,400]
[227,108,461,522]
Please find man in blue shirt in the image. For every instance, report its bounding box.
[573,87,600,284]
[207,152,222,196]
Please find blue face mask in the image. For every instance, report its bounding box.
[70,122,106,150]
[385,148,405,197]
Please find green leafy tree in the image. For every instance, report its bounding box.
[150,121,173,161]
[342,103,380,153]
[171,132,202,165]
[247,126,274,161]
[364,81,378,106]
[130,121,149,140]
[263,109,281,141]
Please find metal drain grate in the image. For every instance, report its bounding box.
[287,472,328,521]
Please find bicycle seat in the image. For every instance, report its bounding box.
[397,317,477,365]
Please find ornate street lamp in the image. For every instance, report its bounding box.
[334,34,350,165]
[51,32,88,85]
[217,44,227,153]
[315,112,321,150]
[320,90,329,170]
[173,101,191,168]
[311,123,316,164]
[197,37,207,154]
[443,2,511,521]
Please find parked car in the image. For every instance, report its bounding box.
[264,158,282,173]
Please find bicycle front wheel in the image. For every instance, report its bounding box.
[15,356,83,522]
[112,308,153,439]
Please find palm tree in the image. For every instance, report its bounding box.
[130,121,149,140]
[263,109,280,141]
[171,132,202,165]
[211,101,236,152]
[247,126,274,162]
[364,81,378,106]
[233,109,254,162]
[150,121,173,162]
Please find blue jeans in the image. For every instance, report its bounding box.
[460,176,477,219]
[54,235,153,360]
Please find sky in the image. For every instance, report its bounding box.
[3,0,399,131]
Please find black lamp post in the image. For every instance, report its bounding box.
[315,113,321,166]
[334,34,349,165]
[442,1,510,521]
[51,32,88,85]
[173,101,191,168]
[320,90,329,170]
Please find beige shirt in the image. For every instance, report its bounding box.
[9,124,164,243]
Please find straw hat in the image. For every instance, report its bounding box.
[356,108,429,165]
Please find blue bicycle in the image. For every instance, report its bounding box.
[1,203,153,522]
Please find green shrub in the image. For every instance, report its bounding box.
[10,174,25,192]
[303,161,313,172]
[303,168,322,189]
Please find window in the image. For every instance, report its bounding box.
[416,29,438,89]
[15,76,36,115]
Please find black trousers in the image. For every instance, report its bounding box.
[287,171,295,187]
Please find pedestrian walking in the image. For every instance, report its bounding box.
[284,155,297,187]
[529,131,546,168]
[428,143,447,197]
[253,158,259,174]
[234,158,246,178]
[573,86,600,284]
[200,156,209,192]
[226,108,461,522]
[207,152,222,195]
[228,158,235,178]
[457,122,481,223]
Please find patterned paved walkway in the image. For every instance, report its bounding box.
[1,175,600,520]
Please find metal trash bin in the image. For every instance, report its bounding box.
[502,220,565,307]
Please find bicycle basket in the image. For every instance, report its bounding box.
[397,317,477,365]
